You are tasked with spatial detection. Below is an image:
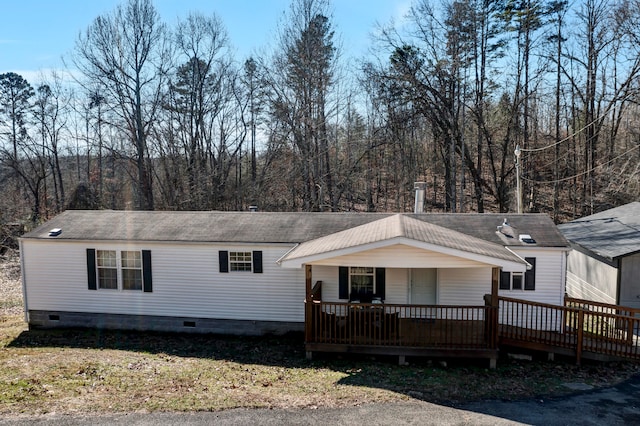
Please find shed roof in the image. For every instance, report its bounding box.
[558,202,640,260]
[22,210,568,248]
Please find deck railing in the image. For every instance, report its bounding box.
[308,301,496,350]
[307,297,640,363]
[499,296,640,362]
[565,296,640,317]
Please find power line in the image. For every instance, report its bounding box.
[521,143,640,184]
[521,96,634,153]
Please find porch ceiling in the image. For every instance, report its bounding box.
[278,214,529,270]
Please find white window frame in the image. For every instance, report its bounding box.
[95,249,143,291]
[349,266,376,295]
[229,251,253,272]
[121,250,143,290]
[96,250,118,290]
[501,271,529,291]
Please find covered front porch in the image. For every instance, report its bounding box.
[277,215,529,367]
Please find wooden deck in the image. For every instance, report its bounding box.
[306,302,499,363]
[498,296,640,362]
[305,297,640,366]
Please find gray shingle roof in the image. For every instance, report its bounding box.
[280,214,526,264]
[558,202,640,260]
[22,210,568,248]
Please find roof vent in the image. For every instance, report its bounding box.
[48,228,62,237]
[519,234,536,244]
[497,218,515,238]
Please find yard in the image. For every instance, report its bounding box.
[1,250,639,416]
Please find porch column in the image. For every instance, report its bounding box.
[489,267,500,351]
[491,267,499,307]
[305,264,312,348]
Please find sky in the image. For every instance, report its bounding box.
[1,0,411,84]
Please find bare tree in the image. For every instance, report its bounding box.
[266,0,337,211]
[74,0,170,210]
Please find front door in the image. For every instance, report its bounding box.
[411,268,437,305]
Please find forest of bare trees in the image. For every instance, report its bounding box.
[1,0,639,228]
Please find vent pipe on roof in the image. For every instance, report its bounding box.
[414,182,427,213]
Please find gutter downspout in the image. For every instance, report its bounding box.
[18,238,29,323]
[615,256,622,305]
[275,243,300,266]
[504,246,531,271]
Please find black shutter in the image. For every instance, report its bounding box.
[499,271,511,290]
[524,257,536,290]
[339,266,349,299]
[219,250,229,273]
[142,250,152,293]
[375,267,386,300]
[86,248,97,290]
[252,251,263,273]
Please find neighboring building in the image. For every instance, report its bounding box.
[559,202,640,308]
[20,210,569,337]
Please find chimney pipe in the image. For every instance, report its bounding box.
[414,182,427,213]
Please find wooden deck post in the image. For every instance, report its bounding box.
[490,268,500,349]
[576,309,584,365]
[305,264,312,345]
[491,268,499,308]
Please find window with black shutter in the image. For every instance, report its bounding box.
[499,271,511,290]
[524,257,536,291]
[86,248,151,292]
[219,250,263,273]
[499,262,535,291]
[339,266,385,302]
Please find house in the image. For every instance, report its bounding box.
[559,202,640,308]
[20,210,569,364]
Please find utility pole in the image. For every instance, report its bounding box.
[515,145,522,214]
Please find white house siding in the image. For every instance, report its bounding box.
[386,268,410,304]
[438,267,492,306]
[308,244,486,268]
[565,249,617,304]
[619,253,640,308]
[566,272,616,304]
[22,240,305,323]
[437,267,491,320]
[497,249,567,331]
[502,249,567,306]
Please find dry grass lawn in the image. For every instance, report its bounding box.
[1,249,639,416]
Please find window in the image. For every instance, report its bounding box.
[219,250,263,274]
[121,251,142,290]
[230,251,253,271]
[87,248,152,292]
[350,267,375,295]
[96,250,118,289]
[512,273,523,290]
[499,259,536,291]
[338,266,386,302]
